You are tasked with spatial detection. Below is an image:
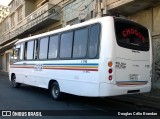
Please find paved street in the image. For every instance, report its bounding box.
[0,72,159,119]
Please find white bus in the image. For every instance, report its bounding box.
[9,16,152,100]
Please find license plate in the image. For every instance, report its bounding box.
[130,74,139,81]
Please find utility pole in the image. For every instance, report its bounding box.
[96,0,102,18]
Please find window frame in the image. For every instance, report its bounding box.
[59,30,74,59]
[15,23,101,61]
[17,6,23,23]
[38,36,49,60]
[58,23,101,60]
[48,34,59,59]
[114,18,150,51]
[13,44,21,61]
[24,40,35,60]
[33,39,39,60]
[72,27,89,59]
[10,13,15,28]
[88,23,101,59]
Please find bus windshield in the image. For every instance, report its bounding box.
[114,19,149,51]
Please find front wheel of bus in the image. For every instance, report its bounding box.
[11,75,21,88]
[50,82,62,100]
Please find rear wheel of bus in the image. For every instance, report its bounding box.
[11,74,21,88]
[50,81,62,100]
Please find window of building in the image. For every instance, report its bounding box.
[73,28,88,58]
[26,41,34,60]
[88,24,100,58]
[15,0,21,7]
[11,14,15,28]
[90,10,96,18]
[4,20,9,32]
[91,11,93,18]
[48,35,59,59]
[18,7,22,22]
[60,32,73,58]
[10,1,15,10]
[39,37,49,59]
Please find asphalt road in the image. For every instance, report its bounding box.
[0,72,159,119]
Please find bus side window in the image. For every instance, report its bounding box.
[39,37,49,59]
[20,44,24,60]
[73,28,88,58]
[60,31,73,58]
[88,24,100,58]
[48,35,59,59]
[24,41,34,60]
[34,39,38,60]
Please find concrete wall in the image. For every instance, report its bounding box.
[153,6,160,35]
[128,5,160,89]
[152,6,160,89]
[128,9,152,31]
[63,0,95,26]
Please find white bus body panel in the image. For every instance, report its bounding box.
[98,17,152,96]
[99,82,151,96]
[9,16,152,97]
[9,60,100,97]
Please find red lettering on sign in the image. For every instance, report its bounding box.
[122,28,145,42]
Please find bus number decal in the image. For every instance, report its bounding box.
[34,64,43,71]
[81,60,87,63]
[81,60,90,73]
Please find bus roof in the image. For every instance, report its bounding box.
[15,16,113,44]
[15,16,148,45]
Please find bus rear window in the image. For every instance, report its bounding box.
[114,19,149,51]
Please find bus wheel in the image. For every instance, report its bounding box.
[11,74,21,88]
[50,82,62,100]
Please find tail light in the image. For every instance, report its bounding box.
[108,61,113,81]
[108,61,113,67]
[108,68,112,74]
[109,75,112,80]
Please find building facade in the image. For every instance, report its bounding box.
[0,0,160,89]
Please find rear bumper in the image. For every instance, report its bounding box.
[99,82,151,97]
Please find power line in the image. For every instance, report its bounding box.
[63,0,94,17]
[64,0,85,12]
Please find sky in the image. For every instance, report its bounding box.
[0,0,12,6]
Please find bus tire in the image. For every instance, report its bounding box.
[50,82,62,100]
[11,74,21,88]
